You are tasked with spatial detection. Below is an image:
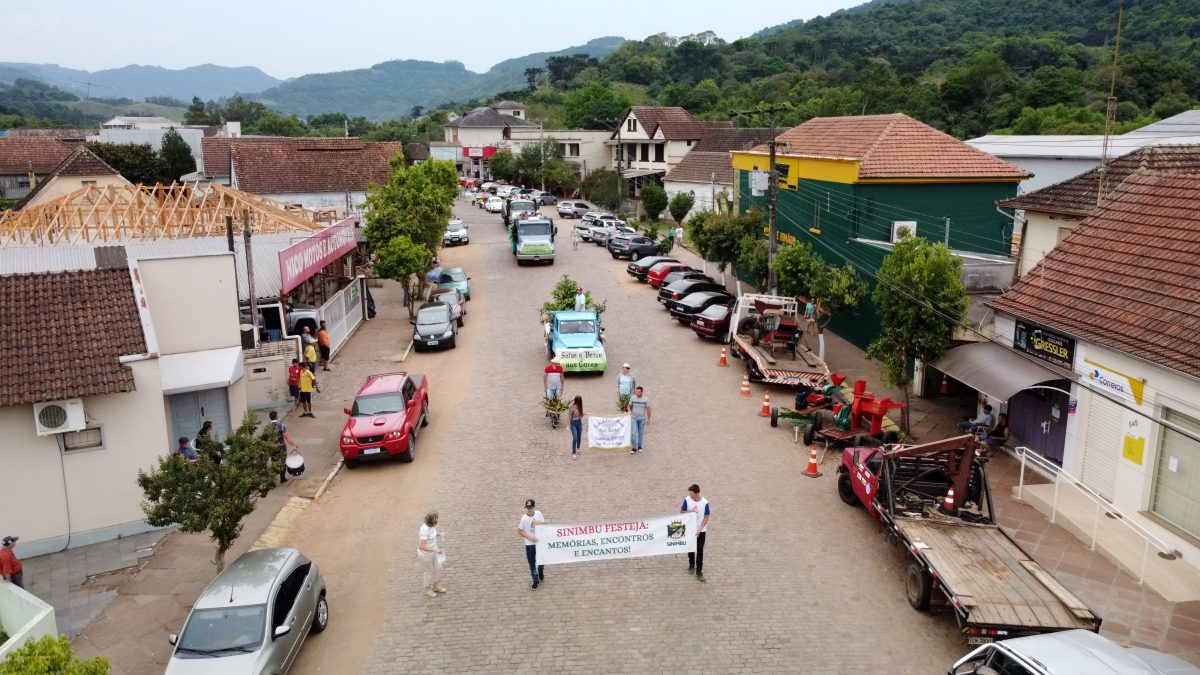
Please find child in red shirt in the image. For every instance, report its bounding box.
[287,359,302,410]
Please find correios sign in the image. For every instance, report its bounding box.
[278,218,357,294]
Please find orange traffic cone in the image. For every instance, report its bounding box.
[718,347,728,367]
[940,487,957,514]
[758,392,771,416]
[803,444,822,478]
[739,375,751,397]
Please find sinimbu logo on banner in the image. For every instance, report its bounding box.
[535,512,697,565]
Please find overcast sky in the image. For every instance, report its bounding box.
[5,0,865,79]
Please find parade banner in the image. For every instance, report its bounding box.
[536,512,697,565]
[587,414,630,449]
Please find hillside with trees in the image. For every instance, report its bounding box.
[506,0,1199,138]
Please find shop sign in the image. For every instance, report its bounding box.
[1077,358,1145,407]
[278,218,357,294]
[462,147,497,159]
[1013,320,1075,369]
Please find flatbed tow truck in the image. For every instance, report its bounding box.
[726,293,829,389]
[838,434,1101,644]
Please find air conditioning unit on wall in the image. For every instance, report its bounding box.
[33,398,86,436]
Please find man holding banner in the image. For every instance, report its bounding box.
[681,484,711,582]
[518,499,546,590]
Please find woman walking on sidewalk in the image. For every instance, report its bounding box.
[417,512,446,598]
[568,395,584,459]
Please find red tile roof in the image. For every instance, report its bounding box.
[203,138,403,194]
[664,151,735,185]
[750,113,1029,180]
[998,145,1200,216]
[991,169,1200,379]
[694,127,774,153]
[626,107,731,141]
[0,267,147,406]
[0,137,74,175]
[13,147,121,209]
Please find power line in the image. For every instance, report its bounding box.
[765,202,1200,443]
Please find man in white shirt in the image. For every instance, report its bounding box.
[681,484,711,583]
[518,499,546,590]
[574,287,587,311]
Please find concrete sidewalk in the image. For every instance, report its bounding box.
[33,279,413,674]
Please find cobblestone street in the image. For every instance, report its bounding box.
[281,200,967,674]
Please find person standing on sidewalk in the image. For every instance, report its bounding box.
[1,536,23,589]
[518,499,545,589]
[629,386,651,453]
[268,411,298,483]
[317,321,332,371]
[303,340,318,374]
[417,512,446,598]
[675,225,684,246]
[298,367,320,418]
[568,395,584,459]
[574,287,587,311]
[681,484,710,582]
[287,359,302,411]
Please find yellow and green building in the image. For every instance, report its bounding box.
[732,113,1029,348]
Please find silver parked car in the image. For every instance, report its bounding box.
[166,548,328,675]
[557,200,591,218]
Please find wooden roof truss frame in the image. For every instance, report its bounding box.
[0,182,324,247]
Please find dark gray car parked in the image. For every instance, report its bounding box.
[658,278,728,305]
[411,302,458,350]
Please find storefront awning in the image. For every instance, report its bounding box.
[930,342,1068,401]
[159,346,245,395]
[621,169,666,179]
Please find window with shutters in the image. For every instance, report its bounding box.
[1151,407,1200,538]
[61,426,104,453]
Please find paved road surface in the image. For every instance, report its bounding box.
[284,200,967,673]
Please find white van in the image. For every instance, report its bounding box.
[949,630,1199,675]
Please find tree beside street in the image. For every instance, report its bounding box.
[160,127,196,181]
[364,158,458,254]
[866,234,968,432]
[668,191,694,224]
[137,412,282,570]
[375,235,431,318]
[488,151,519,184]
[773,241,867,328]
[0,635,108,675]
[582,169,620,210]
[640,184,667,221]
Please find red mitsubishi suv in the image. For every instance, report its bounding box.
[339,372,430,467]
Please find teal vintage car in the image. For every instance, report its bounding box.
[433,266,471,300]
[546,310,606,373]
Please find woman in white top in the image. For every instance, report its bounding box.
[417,511,446,598]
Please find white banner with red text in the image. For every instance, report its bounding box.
[535,512,696,565]
[587,413,631,449]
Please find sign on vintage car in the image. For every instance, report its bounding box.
[555,348,607,373]
[535,512,696,565]
[1013,319,1075,370]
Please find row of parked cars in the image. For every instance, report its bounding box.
[573,230,735,337]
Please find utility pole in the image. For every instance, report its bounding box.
[729,104,791,295]
[243,209,258,338]
[1097,0,1125,204]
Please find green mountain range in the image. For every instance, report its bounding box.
[253,37,626,119]
[0,62,281,102]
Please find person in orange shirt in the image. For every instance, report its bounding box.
[317,321,332,371]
